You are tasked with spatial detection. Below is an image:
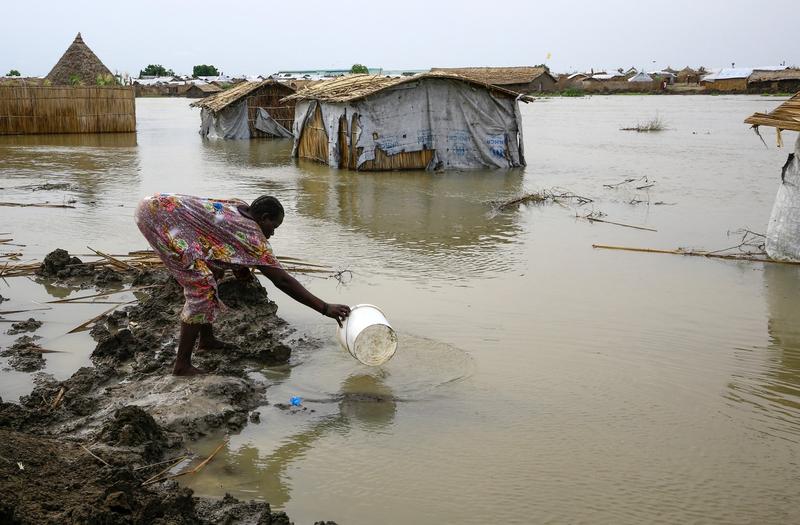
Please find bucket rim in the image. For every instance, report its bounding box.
[348,303,389,317]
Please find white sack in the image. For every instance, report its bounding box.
[766,135,800,261]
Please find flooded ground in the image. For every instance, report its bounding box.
[1,95,798,524]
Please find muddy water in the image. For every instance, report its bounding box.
[1,95,799,524]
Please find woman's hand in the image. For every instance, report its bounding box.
[323,303,351,327]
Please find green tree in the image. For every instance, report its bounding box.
[139,64,174,77]
[193,64,219,77]
[350,64,369,74]
[6,69,21,76]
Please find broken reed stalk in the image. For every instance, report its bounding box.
[141,439,228,486]
[0,202,76,209]
[581,217,657,232]
[67,302,134,334]
[133,455,189,472]
[86,246,139,272]
[592,244,800,265]
[46,285,159,304]
[50,387,65,409]
[80,444,111,467]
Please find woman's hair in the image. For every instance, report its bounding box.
[250,195,284,221]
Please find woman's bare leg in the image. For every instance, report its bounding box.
[174,322,205,376]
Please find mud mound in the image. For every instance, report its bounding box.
[98,406,167,460]
[5,318,42,335]
[37,248,94,279]
[2,336,45,372]
[0,428,292,524]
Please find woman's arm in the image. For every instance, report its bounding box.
[258,266,350,325]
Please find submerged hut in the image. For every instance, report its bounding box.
[744,93,800,260]
[0,33,134,135]
[430,66,556,93]
[190,80,296,139]
[282,72,529,171]
[46,33,114,85]
[748,70,800,94]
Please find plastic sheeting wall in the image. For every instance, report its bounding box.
[291,78,526,170]
[766,135,800,261]
[199,102,250,140]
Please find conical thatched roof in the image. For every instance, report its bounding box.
[46,33,113,86]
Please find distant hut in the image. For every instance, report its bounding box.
[628,72,654,83]
[748,70,800,94]
[430,66,556,93]
[744,93,800,260]
[46,33,114,85]
[700,68,752,92]
[676,67,699,84]
[191,80,296,139]
[185,83,222,98]
[282,72,529,171]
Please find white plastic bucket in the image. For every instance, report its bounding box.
[337,304,398,366]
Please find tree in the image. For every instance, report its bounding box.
[6,69,20,76]
[350,64,368,74]
[193,64,219,77]
[139,64,174,78]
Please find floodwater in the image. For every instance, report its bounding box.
[1,95,799,524]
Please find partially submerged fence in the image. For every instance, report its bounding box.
[0,85,136,135]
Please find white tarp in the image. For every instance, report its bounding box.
[291,78,525,170]
[199,102,250,140]
[766,135,800,261]
[254,108,293,138]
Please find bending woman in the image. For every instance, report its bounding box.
[135,193,350,376]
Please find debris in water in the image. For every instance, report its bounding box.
[290,396,303,406]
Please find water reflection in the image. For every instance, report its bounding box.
[202,373,397,507]
[296,167,524,251]
[727,265,800,442]
[0,134,139,203]
[200,138,294,169]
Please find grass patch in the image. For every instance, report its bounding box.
[620,115,666,132]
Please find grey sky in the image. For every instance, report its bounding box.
[2,0,795,77]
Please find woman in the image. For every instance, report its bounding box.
[135,193,350,376]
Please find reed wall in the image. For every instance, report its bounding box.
[0,85,136,135]
[246,84,296,138]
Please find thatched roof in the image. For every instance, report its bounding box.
[46,33,113,86]
[744,92,800,132]
[282,72,530,104]
[430,66,553,86]
[748,69,800,83]
[677,66,698,75]
[191,79,294,111]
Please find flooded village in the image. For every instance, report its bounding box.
[1,4,799,524]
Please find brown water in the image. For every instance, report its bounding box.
[1,96,799,524]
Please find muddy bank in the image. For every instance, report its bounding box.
[0,249,330,524]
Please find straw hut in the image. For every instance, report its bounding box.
[282,72,530,171]
[748,70,800,94]
[185,83,222,98]
[430,66,556,93]
[46,33,114,86]
[676,67,700,84]
[191,79,296,139]
[700,68,752,92]
[744,93,800,260]
[0,33,134,134]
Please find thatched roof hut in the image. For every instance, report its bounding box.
[185,83,222,98]
[676,66,699,84]
[430,66,556,93]
[745,92,800,146]
[283,72,529,171]
[46,33,113,86]
[747,70,800,94]
[191,79,296,139]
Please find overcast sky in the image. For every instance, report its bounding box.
[2,0,796,77]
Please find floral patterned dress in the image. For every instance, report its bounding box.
[135,193,281,324]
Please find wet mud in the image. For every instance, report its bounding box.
[0,249,329,524]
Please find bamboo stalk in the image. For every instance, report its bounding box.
[582,217,657,232]
[592,244,800,265]
[0,202,75,209]
[87,246,138,271]
[67,303,125,334]
[51,387,65,409]
[81,444,111,467]
[141,439,227,486]
[133,455,188,472]
[46,286,157,304]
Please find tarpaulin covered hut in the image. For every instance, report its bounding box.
[745,93,800,260]
[282,72,530,171]
[190,80,296,139]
